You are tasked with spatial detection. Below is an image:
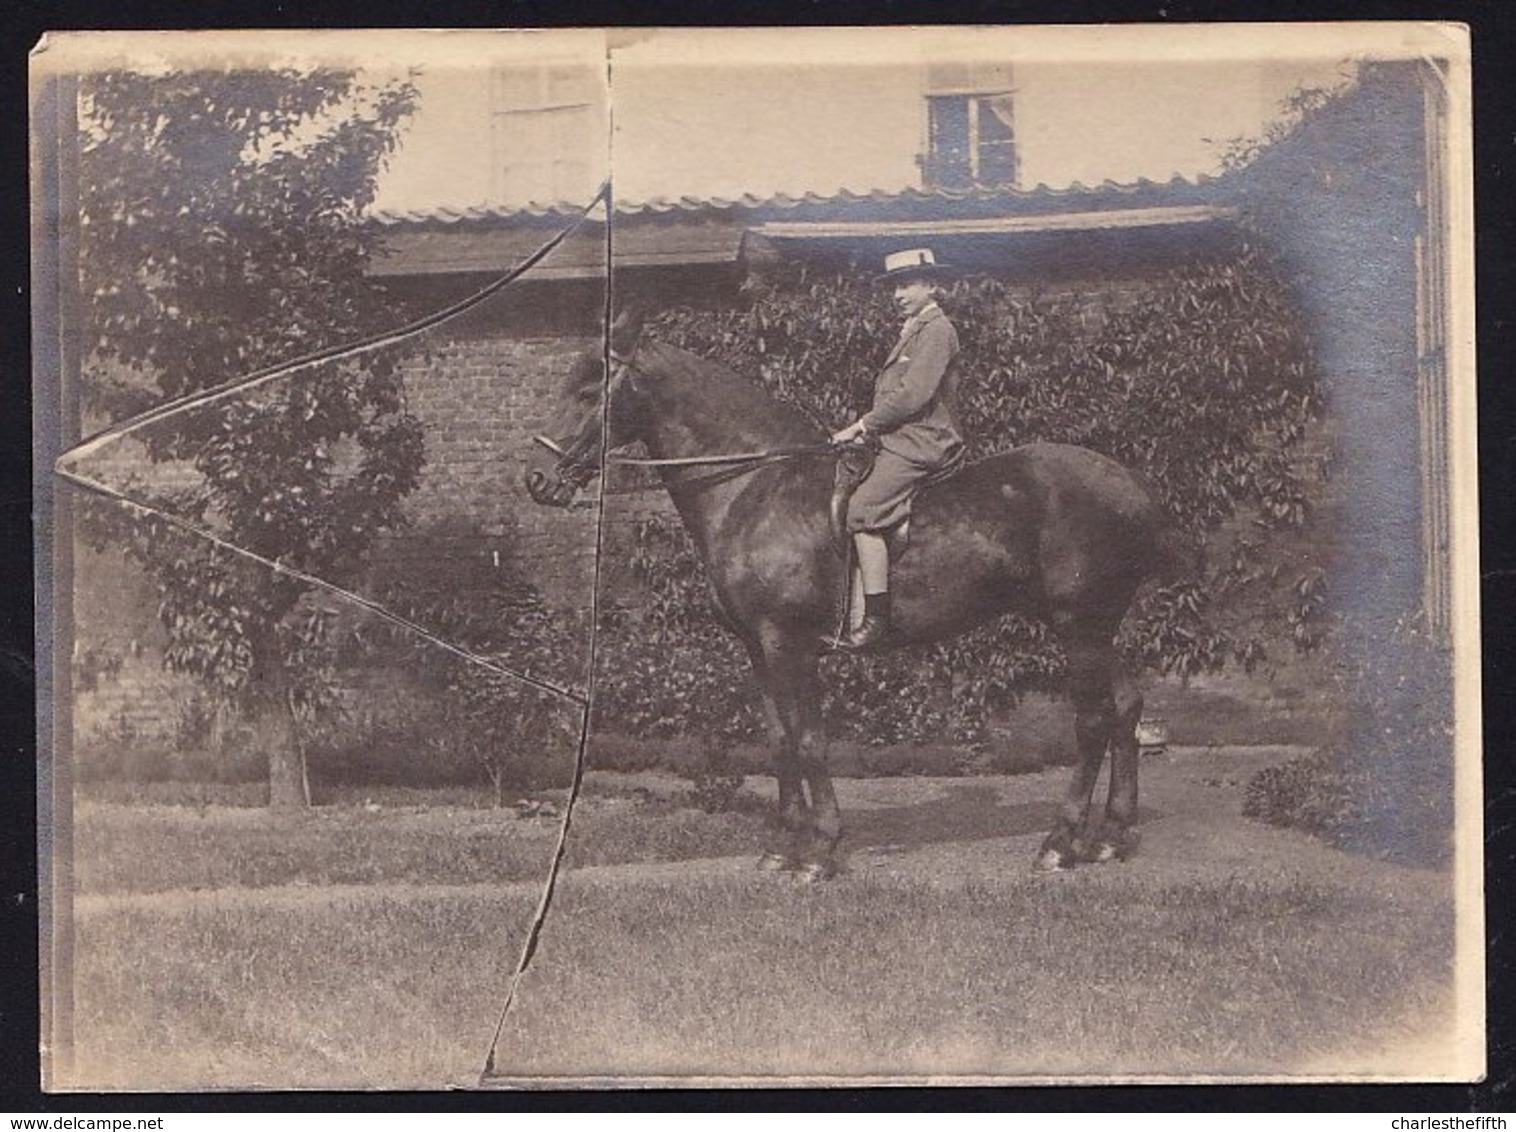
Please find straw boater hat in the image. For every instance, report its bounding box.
[878,247,944,282]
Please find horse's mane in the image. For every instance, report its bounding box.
[640,339,826,448]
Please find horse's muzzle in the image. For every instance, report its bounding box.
[524,468,579,508]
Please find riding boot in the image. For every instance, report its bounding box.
[834,592,891,652]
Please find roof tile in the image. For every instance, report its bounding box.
[370,175,1224,227]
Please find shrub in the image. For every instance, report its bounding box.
[655,254,1320,541]
[593,518,764,743]
[1243,751,1354,833]
[75,737,175,785]
[303,694,481,791]
[344,515,587,801]
[677,768,767,817]
[75,696,266,787]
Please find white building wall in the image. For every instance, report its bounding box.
[611,62,923,202]
[378,36,610,214]
[372,28,1352,212]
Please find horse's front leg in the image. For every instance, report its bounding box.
[776,649,842,882]
[746,641,808,872]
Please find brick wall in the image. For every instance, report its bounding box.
[71,539,201,751]
[394,330,659,609]
[400,334,581,527]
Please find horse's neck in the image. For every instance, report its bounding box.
[637,345,820,461]
[633,344,827,554]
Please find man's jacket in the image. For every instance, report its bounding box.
[860,301,964,467]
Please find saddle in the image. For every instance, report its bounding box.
[829,441,966,559]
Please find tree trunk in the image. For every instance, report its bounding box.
[259,697,310,811]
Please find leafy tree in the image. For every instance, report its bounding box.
[76,68,424,808]
[1212,81,1346,173]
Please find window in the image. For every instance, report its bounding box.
[921,62,1018,190]
[490,62,601,205]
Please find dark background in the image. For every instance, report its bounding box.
[3,0,1512,1114]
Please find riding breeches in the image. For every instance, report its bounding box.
[846,448,946,534]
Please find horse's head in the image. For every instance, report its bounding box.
[524,308,650,508]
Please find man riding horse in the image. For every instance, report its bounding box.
[830,248,966,651]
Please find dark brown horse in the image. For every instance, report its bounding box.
[526,311,1169,879]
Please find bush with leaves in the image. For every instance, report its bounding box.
[596,254,1329,747]
[593,518,761,743]
[364,517,587,805]
[1243,752,1355,834]
[656,254,1318,534]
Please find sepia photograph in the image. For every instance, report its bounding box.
[31,23,1480,1089]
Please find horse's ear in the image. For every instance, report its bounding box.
[610,306,645,356]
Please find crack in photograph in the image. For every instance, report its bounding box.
[31,24,1481,1090]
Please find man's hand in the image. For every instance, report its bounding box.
[831,420,868,445]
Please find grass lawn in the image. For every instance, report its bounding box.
[72,792,768,894]
[489,868,1453,1082]
[65,861,1453,1089]
[59,755,1465,1089]
[68,889,536,1089]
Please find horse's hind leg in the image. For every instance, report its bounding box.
[1095,673,1143,862]
[1036,626,1117,872]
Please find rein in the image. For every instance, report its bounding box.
[534,343,846,492]
[533,433,835,469]
[611,445,838,469]
[532,433,842,494]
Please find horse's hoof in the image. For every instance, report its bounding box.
[756,851,797,872]
[792,861,836,884]
[1033,847,1074,873]
[1088,841,1120,864]
[1084,829,1139,863]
